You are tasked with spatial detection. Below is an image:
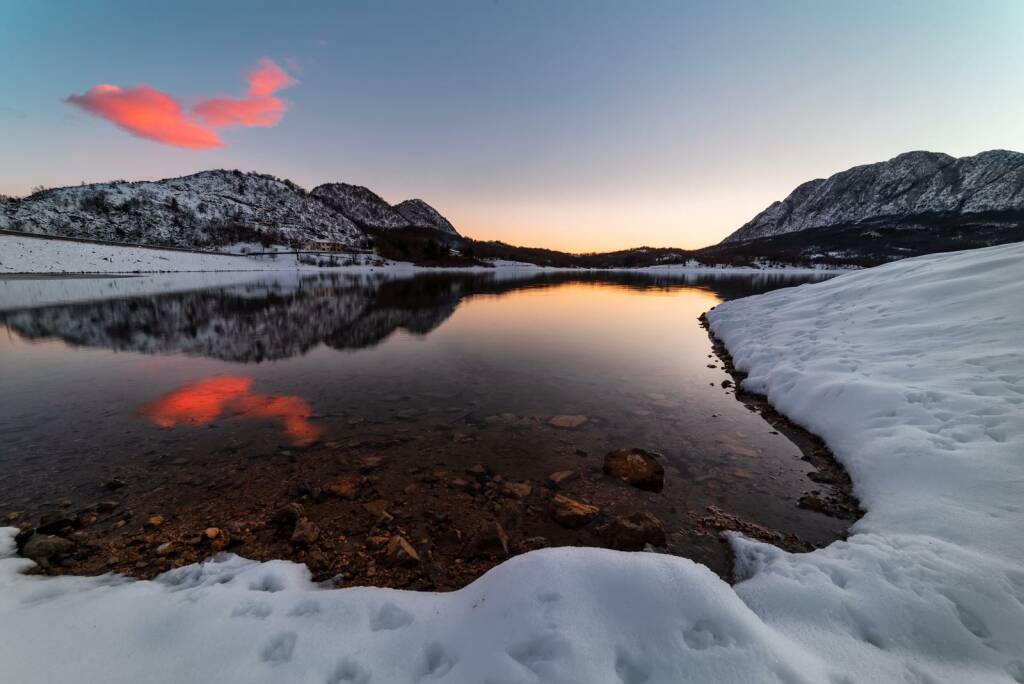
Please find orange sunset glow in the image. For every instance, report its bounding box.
[140,375,322,445]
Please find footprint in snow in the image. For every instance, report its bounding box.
[370,602,414,632]
[260,631,297,665]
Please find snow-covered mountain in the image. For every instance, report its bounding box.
[311,183,461,236]
[723,150,1024,244]
[0,171,365,249]
[0,171,460,251]
[394,198,459,235]
[310,183,412,231]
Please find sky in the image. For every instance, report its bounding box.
[2,1,1023,252]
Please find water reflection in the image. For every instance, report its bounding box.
[0,268,847,578]
[139,375,321,446]
[0,270,832,362]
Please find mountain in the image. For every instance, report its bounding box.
[393,199,459,235]
[716,150,1024,263]
[0,170,366,250]
[310,183,412,231]
[0,171,460,257]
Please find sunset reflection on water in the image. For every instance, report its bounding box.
[139,375,322,445]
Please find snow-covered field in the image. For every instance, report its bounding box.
[0,233,318,273]
[1,242,1022,682]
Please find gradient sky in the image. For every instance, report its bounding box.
[2,1,1023,251]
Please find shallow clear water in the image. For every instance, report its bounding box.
[0,269,844,572]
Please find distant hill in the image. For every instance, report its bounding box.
[710,150,1024,265]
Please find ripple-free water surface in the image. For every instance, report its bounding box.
[0,269,845,576]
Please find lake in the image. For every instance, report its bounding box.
[0,269,853,588]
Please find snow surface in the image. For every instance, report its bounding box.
[1,242,1023,682]
[0,233,389,274]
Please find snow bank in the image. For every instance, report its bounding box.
[0,233,303,274]
[0,537,827,683]
[709,241,1024,682]
[1,242,1022,682]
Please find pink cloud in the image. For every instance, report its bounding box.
[192,59,297,129]
[65,84,224,149]
[65,59,297,150]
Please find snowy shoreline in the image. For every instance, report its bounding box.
[0,232,846,276]
[2,243,1020,682]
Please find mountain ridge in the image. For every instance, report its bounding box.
[722,149,1024,244]
[0,170,460,252]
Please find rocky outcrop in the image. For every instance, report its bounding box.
[310,183,411,231]
[393,199,459,236]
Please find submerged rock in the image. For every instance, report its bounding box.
[325,474,362,500]
[470,521,510,558]
[603,448,665,492]
[291,517,321,545]
[547,470,579,488]
[382,535,420,566]
[603,512,666,551]
[548,415,588,429]
[551,495,599,528]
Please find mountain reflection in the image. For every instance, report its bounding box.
[140,375,322,445]
[0,270,834,363]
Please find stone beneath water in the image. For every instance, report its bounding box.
[550,495,599,528]
[291,518,321,545]
[382,535,420,567]
[547,470,579,488]
[325,474,362,500]
[603,448,665,492]
[603,512,666,551]
[548,415,588,429]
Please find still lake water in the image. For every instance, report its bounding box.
[0,269,843,575]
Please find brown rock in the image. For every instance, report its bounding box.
[366,534,390,550]
[37,511,76,535]
[210,539,227,553]
[603,448,665,492]
[551,495,599,528]
[204,527,221,540]
[798,494,832,515]
[325,474,362,500]
[501,482,533,500]
[272,503,305,528]
[145,515,165,529]
[382,535,420,567]
[547,470,579,488]
[603,512,667,551]
[548,414,588,429]
[96,500,120,513]
[155,542,175,557]
[104,478,127,490]
[520,536,550,552]
[470,521,510,558]
[466,464,490,478]
[291,517,320,545]
[22,534,75,563]
[357,455,387,473]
